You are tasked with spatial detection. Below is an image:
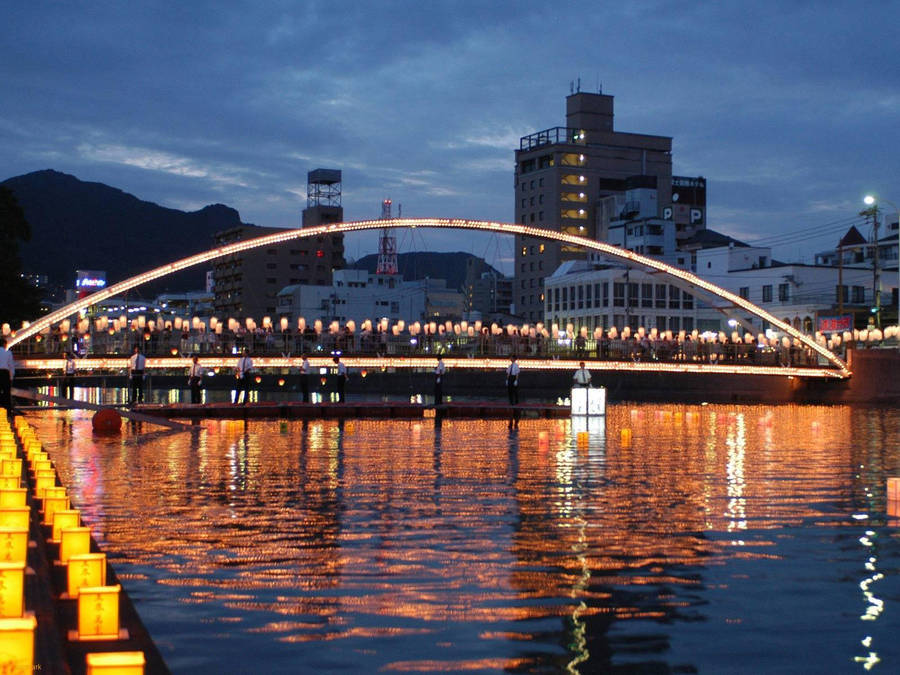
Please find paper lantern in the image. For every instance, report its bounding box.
[59,527,92,565]
[0,530,28,564]
[67,553,107,598]
[888,477,900,502]
[39,486,66,502]
[0,562,25,618]
[51,510,80,542]
[0,509,29,531]
[73,585,121,641]
[85,651,146,675]
[32,472,57,499]
[0,616,36,672]
[0,460,20,478]
[42,495,70,526]
[0,491,26,508]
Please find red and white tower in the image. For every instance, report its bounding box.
[376,199,398,275]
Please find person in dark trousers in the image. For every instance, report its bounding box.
[63,352,76,399]
[505,355,520,405]
[334,356,347,402]
[300,354,311,403]
[234,348,253,404]
[128,345,146,406]
[189,356,203,404]
[0,338,15,413]
[434,356,445,405]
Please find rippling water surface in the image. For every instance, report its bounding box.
[26,403,900,673]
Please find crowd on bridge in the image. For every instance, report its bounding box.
[6,315,849,369]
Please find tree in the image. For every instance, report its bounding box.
[0,186,42,326]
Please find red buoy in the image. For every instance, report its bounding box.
[92,408,122,433]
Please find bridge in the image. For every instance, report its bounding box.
[5,218,851,380]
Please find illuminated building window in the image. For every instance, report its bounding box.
[560,153,586,166]
[561,192,587,203]
[561,209,588,220]
[561,174,586,186]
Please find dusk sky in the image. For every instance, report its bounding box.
[3,1,898,273]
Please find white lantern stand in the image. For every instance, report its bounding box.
[570,386,606,417]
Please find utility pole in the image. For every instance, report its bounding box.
[873,206,881,329]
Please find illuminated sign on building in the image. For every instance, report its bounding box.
[75,270,107,298]
[75,270,106,290]
[817,315,853,333]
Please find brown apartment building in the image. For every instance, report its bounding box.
[213,169,346,320]
[514,91,674,323]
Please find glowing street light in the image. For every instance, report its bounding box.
[864,195,899,333]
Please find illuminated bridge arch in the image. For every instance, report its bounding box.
[8,218,850,377]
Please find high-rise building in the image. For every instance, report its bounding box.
[513,91,674,322]
[212,169,346,320]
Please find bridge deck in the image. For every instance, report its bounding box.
[134,400,570,421]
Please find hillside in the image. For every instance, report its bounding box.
[351,251,501,291]
[1,169,246,293]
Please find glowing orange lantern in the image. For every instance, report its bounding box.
[0,615,36,671]
[73,585,121,641]
[67,553,107,599]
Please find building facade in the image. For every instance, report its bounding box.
[513,91,676,323]
[212,169,346,320]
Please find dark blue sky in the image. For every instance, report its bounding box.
[3,1,898,272]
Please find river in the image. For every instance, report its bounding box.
[25,402,900,673]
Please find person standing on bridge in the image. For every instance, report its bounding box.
[300,354,311,403]
[234,348,253,405]
[573,361,592,387]
[506,355,520,405]
[434,355,446,405]
[0,338,15,413]
[334,356,347,402]
[128,345,146,406]
[188,356,203,404]
[63,352,76,399]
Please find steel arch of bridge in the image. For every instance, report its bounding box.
[8,218,850,377]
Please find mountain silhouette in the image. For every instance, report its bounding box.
[1,169,245,294]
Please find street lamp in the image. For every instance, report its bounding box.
[863,194,899,331]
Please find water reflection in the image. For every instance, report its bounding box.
[25,404,900,673]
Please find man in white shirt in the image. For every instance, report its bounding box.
[506,355,520,405]
[0,338,15,412]
[334,356,347,402]
[434,356,446,405]
[128,345,147,405]
[573,361,592,387]
[300,354,311,403]
[63,352,76,399]
[234,348,253,405]
[189,356,203,404]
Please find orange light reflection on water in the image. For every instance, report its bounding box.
[25,403,900,672]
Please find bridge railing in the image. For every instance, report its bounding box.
[12,329,829,369]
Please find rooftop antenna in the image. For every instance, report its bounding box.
[570,80,574,94]
[577,77,581,93]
